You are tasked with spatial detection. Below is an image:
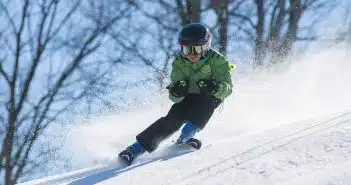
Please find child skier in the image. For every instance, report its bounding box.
[118,23,233,165]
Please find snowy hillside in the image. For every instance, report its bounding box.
[18,46,351,185]
[19,112,351,185]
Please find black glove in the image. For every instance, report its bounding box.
[196,79,219,95]
[166,80,189,98]
[197,79,223,108]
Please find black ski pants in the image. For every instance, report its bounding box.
[136,93,222,153]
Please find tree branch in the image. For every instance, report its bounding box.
[112,33,165,77]
[133,2,178,31]
[0,56,10,85]
[229,12,257,29]
[47,0,81,41]
[0,1,18,35]
[16,0,52,116]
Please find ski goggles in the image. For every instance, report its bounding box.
[181,45,203,56]
[180,40,211,56]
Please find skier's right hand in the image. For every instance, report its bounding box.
[166,80,189,98]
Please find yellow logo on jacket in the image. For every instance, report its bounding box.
[201,65,211,73]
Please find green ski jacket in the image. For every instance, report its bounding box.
[169,48,234,103]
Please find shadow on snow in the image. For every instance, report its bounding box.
[68,145,196,185]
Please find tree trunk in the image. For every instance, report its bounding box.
[187,0,201,23]
[279,0,302,62]
[215,0,229,56]
[254,0,265,65]
[176,0,189,25]
[176,0,200,25]
[347,24,351,54]
[4,105,16,185]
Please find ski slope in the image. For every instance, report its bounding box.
[19,112,351,185]
[18,46,351,185]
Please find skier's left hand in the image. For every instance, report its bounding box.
[196,79,220,95]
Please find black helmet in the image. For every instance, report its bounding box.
[178,23,212,56]
[178,23,212,45]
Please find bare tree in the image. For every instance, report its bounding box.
[229,0,335,65]
[0,0,131,184]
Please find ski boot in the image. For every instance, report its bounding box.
[175,121,202,150]
[185,138,202,149]
[118,141,145,165]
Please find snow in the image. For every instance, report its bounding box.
[18,46,351,185]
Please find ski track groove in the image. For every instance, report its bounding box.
[173,112,351,185]
[197,119,351,184]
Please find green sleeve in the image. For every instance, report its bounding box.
[211,56,233,100]
[170,57,186,84]
[168,57,186,103]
